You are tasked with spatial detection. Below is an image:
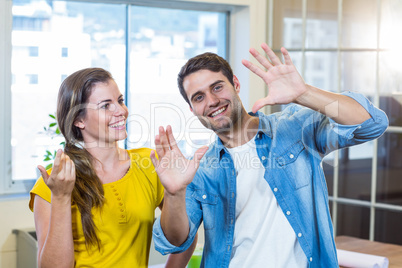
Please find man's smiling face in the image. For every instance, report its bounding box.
[184,69,243,133]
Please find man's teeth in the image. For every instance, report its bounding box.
[211,107,226,117]
[110,121,125,128]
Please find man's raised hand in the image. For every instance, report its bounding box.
[242,43,308,113]
[150,125,208,196]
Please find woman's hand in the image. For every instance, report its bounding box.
[37,149,76,199]
[150,125,208,196]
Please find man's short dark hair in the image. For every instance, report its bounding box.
[178,52,234,105]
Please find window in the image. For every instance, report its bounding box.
[3,0,270,195]
[26,74,38,84]
[61,47,68,57]
[29,46,38,57]
[2,0,267,192]
[271,0,402,245]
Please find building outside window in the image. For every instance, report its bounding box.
[8,0,227,184]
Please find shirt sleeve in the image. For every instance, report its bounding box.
[293,91,389,156]
[29,170,52,212]
[152,213,198,255]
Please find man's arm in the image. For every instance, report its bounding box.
[242,43,371,125]
[150,125,207,246]
[165,233,198,268]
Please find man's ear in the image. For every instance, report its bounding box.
[74,118,85,129]
[189,105,193,113]
[233,75,240,94]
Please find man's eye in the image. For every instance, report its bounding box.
[194,95,204,102]
[118,98,125,104]
[213,85,222,91]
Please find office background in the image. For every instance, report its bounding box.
[0,0,401,267]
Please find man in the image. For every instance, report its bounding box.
[150,44,388,267]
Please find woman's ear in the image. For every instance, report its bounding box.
[74,119,85,130]
[233,75,240,94]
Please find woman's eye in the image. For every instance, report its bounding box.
[101,103,110,109]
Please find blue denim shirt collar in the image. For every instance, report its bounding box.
[212,111,272,160]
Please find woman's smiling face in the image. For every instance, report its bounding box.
[75,79,128,147]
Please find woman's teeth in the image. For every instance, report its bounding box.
[110,121,125,128]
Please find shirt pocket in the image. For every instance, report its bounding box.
[275,140,312,189]
[192,189,218,230]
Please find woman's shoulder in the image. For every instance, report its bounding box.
[127,147,154,159]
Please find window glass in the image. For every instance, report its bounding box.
[336,203,370,239]
[11,1,227,180]
[128,6,227,157]
[342,0,377,48]
[273,0,303,50]
[376,133,402,205]
[306,0,338,49]
[11,0,125,180]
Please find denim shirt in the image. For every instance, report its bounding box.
[153,92,388,268]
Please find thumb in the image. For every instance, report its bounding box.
[252,97,274,113]
[150,150,160,169]
[193,146,208,164]
[37,165,50,184]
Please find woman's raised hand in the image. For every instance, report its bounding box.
[150,125,208,196]
[37,149,76,199]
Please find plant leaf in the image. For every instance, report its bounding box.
[49,123,57,127]
[49,114,56,119]
[45,163,53,170]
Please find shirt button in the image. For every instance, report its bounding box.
[289,154,294,159]
[273,188,278,192]
[120,209,124,212]
[286,211,291,215]
[112,189,117,192]
[115,193,119,196]
[202,195,207,199]
[310,257,313,262]
[117,197,121,200]
[261,156,266,160]
[298,233,302,237]
[231,192,235,198]
[232,170,235,176]
[121,215,125,218]
[231,219,233,224]
[119,202,123,206]
[227,246,230,251]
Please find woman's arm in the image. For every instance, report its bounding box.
[34,195,74,268]
[35,150,76,268]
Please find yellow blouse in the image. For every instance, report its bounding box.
[29,148,164,268]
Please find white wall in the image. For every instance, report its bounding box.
[0,197,35,268]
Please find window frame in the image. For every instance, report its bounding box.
[0,0,268,195]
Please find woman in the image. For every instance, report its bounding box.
[29,68,196,267]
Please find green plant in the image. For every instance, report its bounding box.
[43,113,65,169]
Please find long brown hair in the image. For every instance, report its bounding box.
[57,67,113,249]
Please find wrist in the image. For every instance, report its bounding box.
[294,84,315,105]
[51,194,72,205]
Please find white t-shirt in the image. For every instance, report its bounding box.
[227,137,307,268]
